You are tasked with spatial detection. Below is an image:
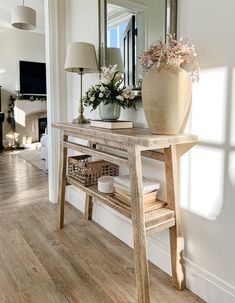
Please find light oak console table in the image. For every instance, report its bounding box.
[53,122,197,303]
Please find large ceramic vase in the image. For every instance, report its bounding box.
[99,102,121,121]
[142,68,192,135]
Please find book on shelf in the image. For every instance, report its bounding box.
[90,120,133,129]
[114,186,158,205]
[114,192,166,212]
[114,191,158,207]
[113,175,160,195]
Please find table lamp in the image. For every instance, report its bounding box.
[107,47,124,73]
[65,42,98,124]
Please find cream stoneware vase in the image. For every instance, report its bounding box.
[142,68,192,135]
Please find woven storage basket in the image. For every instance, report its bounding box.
[67,155,119,187]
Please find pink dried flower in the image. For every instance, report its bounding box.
[139,34,200,82]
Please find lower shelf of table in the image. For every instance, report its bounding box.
[66,176,175,235]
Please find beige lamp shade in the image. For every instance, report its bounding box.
[64,42,98,73]
[107,47,124,73]
[11,5,36,30]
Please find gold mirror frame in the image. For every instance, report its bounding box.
[98,0,178,69]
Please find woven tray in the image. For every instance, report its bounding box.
[67,155,119,187]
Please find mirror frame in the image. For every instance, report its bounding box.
[98,0,178,69]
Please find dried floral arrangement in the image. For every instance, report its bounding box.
[139,34,200,82]
[83,64,136,110]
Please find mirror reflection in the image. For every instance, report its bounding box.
[106,0,166,88]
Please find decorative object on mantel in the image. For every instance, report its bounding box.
[90,120,133,129]
[15,84,23,100]
[140,34,200,135]
[84,65,136,121]
[11,0,36,30]
[64,42,98,124]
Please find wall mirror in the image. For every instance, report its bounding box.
[98,0,177,90]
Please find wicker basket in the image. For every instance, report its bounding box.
[67,155,119,187]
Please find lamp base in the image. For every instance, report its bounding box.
[72,115,90,124]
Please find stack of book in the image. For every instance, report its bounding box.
[90,120,133,129]
[113,175,162,212]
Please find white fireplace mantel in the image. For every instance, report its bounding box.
[14,100,47,126]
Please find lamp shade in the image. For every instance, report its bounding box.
[64,42,98,73]
[107,47,124,73]
[11,6,36,30]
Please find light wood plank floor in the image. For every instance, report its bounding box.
[0,152,204,303]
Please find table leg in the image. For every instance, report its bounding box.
[85,195,93,220]
[128,145,151,303]
[164,145,186,290]
[58,131,68,229]
[84,142,96,220]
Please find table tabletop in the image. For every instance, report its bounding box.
[53,122,197,148]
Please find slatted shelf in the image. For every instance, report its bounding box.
[145,208,176,236]
[67,177,131,218]
[145,207,175,229]
[66,176,175,233]
[146,218,176,236]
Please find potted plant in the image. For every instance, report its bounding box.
[139,34,199,135]
[84,64,136,121]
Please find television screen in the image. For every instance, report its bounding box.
[20,61,46,96]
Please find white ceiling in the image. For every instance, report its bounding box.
[0,0,45,33]
[107,4,133,30]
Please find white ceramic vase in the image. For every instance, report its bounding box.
[99,102,121,121]
[142,68,192,135]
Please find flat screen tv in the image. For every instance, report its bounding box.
[19,61,46,96]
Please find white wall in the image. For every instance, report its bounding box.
[65,0,99,123]
[177,0,235,301]
[0,29,45,140]
[64,1,235,302]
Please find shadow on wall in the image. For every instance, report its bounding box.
[180,66,235,221]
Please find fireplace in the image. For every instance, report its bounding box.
[38,117,47,140]
[14,100,47,144]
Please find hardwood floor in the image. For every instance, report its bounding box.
[0,152,48,212]
[0,152,204,303]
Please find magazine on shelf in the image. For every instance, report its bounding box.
[113,175,160,195]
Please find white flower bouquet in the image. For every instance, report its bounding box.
[83,65,136,110]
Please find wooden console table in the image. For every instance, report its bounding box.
[53,122,197,303]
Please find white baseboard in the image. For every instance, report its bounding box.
[66,186,235,303]
[184,260,235,303]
